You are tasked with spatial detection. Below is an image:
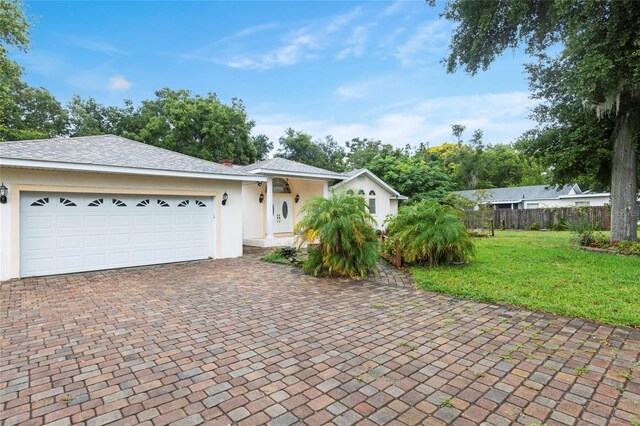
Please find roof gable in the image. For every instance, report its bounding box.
[0,135,255,178]
[331,168,406,199]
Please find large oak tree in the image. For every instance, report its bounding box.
[438,0,640,241]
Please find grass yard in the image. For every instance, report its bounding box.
[412,231,640,327]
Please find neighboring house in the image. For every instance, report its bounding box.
[0,135,405,280]
[240,159,406,247]
[455,184,612,210]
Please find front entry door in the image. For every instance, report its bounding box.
[273,195,293,234]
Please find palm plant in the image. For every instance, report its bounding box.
[384,200,474,266]
[295,193,379,278]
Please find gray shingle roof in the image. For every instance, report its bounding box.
[0,135,252,177]
[455,184,579,203]
[241,157,345,178]
[341,168,365,178]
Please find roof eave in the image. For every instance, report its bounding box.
[247,168,345,180]
[0,158,266,182]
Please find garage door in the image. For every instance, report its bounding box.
[20,192,215,277]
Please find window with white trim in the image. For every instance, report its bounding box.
[368,190,376,214]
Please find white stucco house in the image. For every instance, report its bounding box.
[240,159,406,247]
[0,135,405,280]
[455,184,612,210]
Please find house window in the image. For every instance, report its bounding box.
[272,178,291,194]
[357,189,365,195]
[527,203,539,209]
[347,189,354,195]
[575,201,590,207]
[369,190,376,214]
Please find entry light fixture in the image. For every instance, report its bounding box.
[0,183,7,204]
[257,181,263,187]
[222,191,229,206]
[259,193,264,203]
[295,193,300,203]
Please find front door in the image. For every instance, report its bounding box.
[273,195,293,234]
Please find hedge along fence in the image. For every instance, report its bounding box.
[464,206,611,231]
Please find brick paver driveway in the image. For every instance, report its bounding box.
[2,256,639,426]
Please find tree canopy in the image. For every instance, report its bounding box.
[439,0,640,241]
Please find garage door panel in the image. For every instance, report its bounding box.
[110,233,131,246]
[85,253,108,269]
[84,234,107,248]
[133,250,154,263]
[23,235,55,250]
[85,215,107,228]
[175,215,192,225]
[133,215,153,226]
[56,216,82,229]
[193,214,210,225]
[110,251,133,265]
[56,255,83,270]
[21,192,215,277]
[155,215,173,226]
[155,231,172,243]
[133,232,153,244]
[57,235,82,249]
[22,257,53,275]
[23,215,53,230]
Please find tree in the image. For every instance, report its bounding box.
[66,95,136,137]
[384,200,474,266]
[276,128,346,172]
[295,193,379,278]
[345,138,401,169]
[133,89,260,165]
[1,82,67,140]
[440,0,639,241]
[367,155,454,201]
[251,134,273,161]
[1,0,31,138]
[451,123,466,146]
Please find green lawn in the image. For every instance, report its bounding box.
[412,231,640,327]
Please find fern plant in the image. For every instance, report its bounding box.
[295,194,380,278]
[384,200,475,266]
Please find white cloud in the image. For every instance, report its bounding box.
[224,30,318,70]
[380,0,405,17]
[252,92,537,147]
[336,25,370,60]
[334,77,398,100]
[393,20,450,66]
[232,22,280,39]
[183,6,364,70]
[67,38,127,55]
[108,75,133,91]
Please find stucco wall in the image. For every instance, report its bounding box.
[0,167,244,281]
[333,175,395,229]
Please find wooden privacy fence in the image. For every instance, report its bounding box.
[464,206,611,230]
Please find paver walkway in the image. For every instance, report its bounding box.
[1,256,639,426]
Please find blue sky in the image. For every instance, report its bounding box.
[16,1,536,148]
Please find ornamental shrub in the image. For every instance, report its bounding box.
[295,194,379,278]
[384,200,475,266]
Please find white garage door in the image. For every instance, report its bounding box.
[20,192,215,277]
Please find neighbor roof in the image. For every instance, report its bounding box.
[0,135,261,181]
[241,157,345,179]
[455,184,581,203]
